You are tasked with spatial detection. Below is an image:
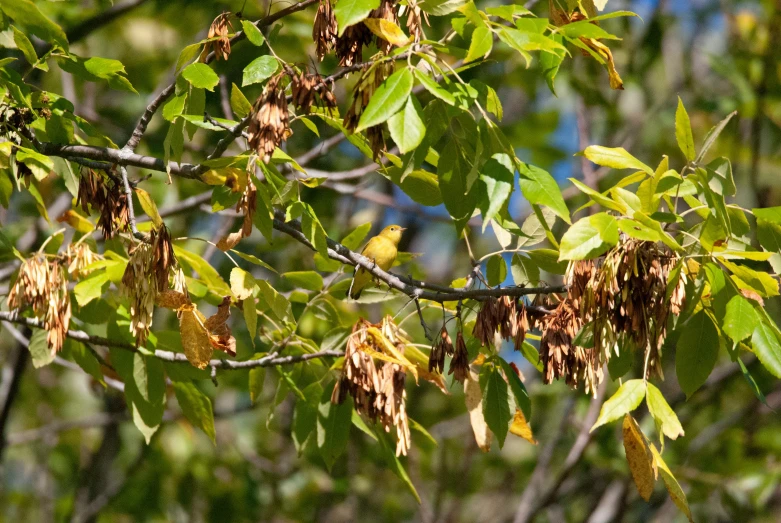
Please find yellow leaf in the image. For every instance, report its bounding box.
[509,408,536,444]
[363,18,410,47]
[465,367,492,452]
[230,267,256,301]
[135,188,163,227]
[179,304,213,369]
[366,326,419,382]
[56,210,95,233]
[201,167,248,193]
[650,444,694,522]
[622,414,656,501]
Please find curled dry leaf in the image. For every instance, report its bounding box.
[202,12,233,61]
[465,367,492,452]
[217,179,257,251]
[622,414,656,502]
[156,289,191,310]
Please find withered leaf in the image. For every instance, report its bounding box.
[216,231,243,252]
[465,367,492,452]
[156,289,190,310]
[622,414,656,501]
[179,304,214,369]
[204,296,236,356]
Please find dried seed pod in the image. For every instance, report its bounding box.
[64,242,100,278]
[313,0,337,61]
[203,12,233,61]
[405,0,425,42]
[247,73,291,164]
[428,326,453,373]
[336,23,371,67]
[290,70,338,115]
[448,331,469,384]
[77,169,129,238]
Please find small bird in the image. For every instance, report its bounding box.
[349,224,406,300]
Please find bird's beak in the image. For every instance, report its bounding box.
[400,227,407,232]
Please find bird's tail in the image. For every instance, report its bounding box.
[349,267,370,300]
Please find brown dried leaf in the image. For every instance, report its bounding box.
[179,304,213,369]
[740,287,765,306]
[649,444,694,522]
[204,296,236,356]
[622,414,656,501]
[509,408,536,444]
[156,290,190,310]
[465,367,492,452]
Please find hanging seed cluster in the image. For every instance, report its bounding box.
[406,0,425,42]
[64,242,99,279]
[344,58,395,159]
[121,225,176,345]
[7,254,71,353]
[578,239,686,381]
[313,0,338,61]
[77,169,129,239]
[332,317,411,456]
[537,238,685,396]
[290,70,337,115]
[247,73,292,164]
[473,296,530,352]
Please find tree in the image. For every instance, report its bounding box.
[1,0,780,520]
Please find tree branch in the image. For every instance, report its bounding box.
[0,311,342,370]
[272,209,564,305]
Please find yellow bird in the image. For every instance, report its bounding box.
[349,224,406,300]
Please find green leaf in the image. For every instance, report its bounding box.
[518,208,555,248]
[675,97,695,161]
[696,110,736,164]
[649,444,694,522]
[162,92,187,121]
[340,222,372,251]
[230,83,253,119]
[583,146,653,175]
[64,339,104,385]
[722,295,759,343]
[498,357,531,420]
[249,365,266,405]
[465,26,493,63]
[242,55,279,87]
[230,267,257,300]
[1,0,68,50]
[182,63,219,91]
[511,254,540,286]
[132,354,165,405]
[413,69,455,105]
[646,383,684,440]
[282,271,324,291]
[486,255,507,286]
[519,163,571,224]
[28,329,54,368]
[334,0,380,35]
[479,363,512,448]
[257,280,292,322]
[241,20,266,46]
[479,153,514,226]
[388,96,425,154]
[244,297,258,347]
[591,379,646,432]
[419,0,467,16]
[527,248,567,275]
[376,430,421,502]
[751,322,781,379]
[231,250,277,273]
[356,68,414,132]
[438,140,477,230]
[738,358,768,407]
[675,311,720,397]
[317,384,353,470]
[559,212,618,260]
[12,26,38,66]
[173,382,216,444]
[753,206,781,225]
[721,260,779,298]
[73,270,110,306]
